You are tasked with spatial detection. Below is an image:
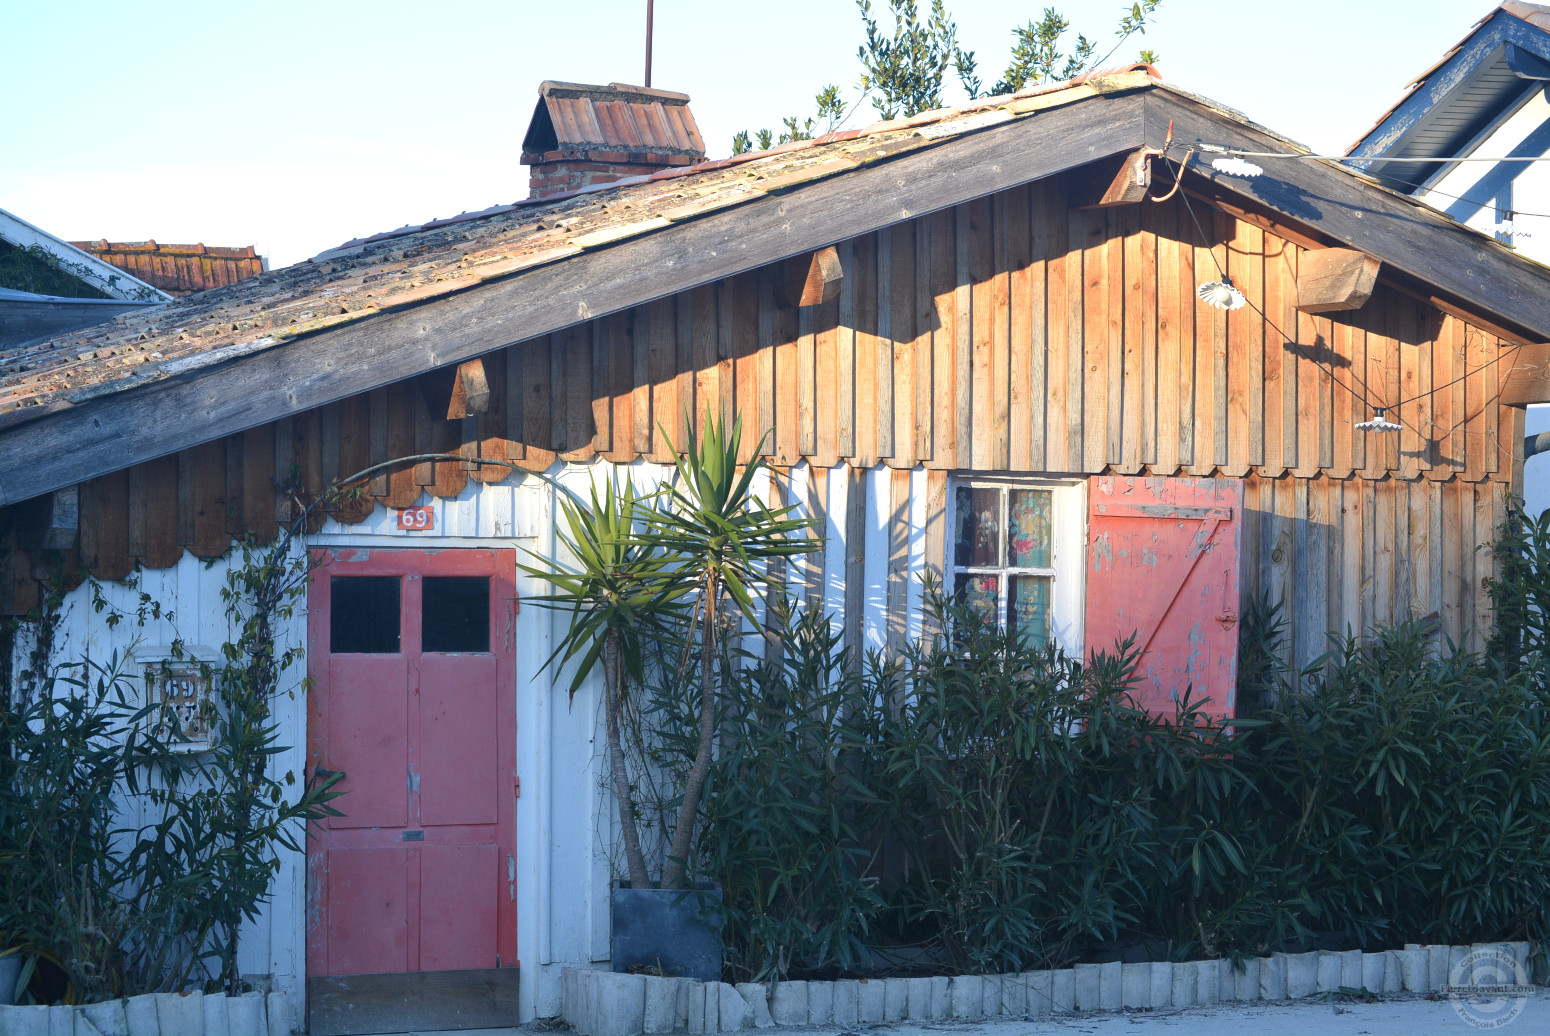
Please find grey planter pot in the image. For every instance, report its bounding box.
[0,952,24,1006]
[610,882,723,982]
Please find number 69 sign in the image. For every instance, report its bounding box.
[396,505,435,531]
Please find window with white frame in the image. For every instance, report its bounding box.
[949,478,1085,653]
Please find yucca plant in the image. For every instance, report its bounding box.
[519,476,677,889]
[650,412,818,889]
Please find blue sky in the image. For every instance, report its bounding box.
[0,1,1486,269]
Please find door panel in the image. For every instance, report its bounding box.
[419,655,500,827]
[419,843,501,971]
[307,547,517,986]
[325,656,410,830]
[326,847,409,975]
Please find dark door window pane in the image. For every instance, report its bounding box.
[331,576,401,654]
[422,576,491,653]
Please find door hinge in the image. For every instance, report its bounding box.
[513,775,521,798]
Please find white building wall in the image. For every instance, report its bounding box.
[1419,89,1550,517]
[29,458,1066,1022]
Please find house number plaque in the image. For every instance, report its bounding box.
[147,663,212,750]
[396,505,435,531]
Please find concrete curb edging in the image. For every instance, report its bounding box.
[561,942,1534,1035]
[0,992,292,1036]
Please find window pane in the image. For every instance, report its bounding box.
[954,487,1003,567]
[955,572,1000,629]
[1008,489,1052,568]
[422,576,491,653]
[1009,575,1050,647]
[331,576,400,654]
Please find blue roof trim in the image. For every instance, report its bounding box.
[1350,12,1550,166]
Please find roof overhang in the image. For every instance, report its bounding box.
[1348,7,1550,190]
[0,208,172,303]
[2,85,1548,506]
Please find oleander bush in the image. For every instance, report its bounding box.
[639,496,1550,983]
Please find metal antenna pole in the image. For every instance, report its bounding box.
[645,0,654,87]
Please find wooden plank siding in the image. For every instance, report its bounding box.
[3,179,1521,656]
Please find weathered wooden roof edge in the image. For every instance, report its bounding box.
[3,81,1549,505]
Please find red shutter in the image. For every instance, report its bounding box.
[1084,476,1243,722]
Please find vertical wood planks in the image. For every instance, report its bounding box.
[1080,208,1108,473]
[970,198,996,469]
[732,274,762,465]
[876,227,896,460]
[1225,218,1261,477]
[1117,204,1144,473]
[835,241,857,461]
[1260,230,1286,478]
[927,209,957,469]
[1329,319,1355,480]
[1042,183,1070,472]
[889,221,918,467]
[650,297,678,462]
[1105,210,1126,469]
[854,233,880,467]
[1008,187,1034,472]
[1153,199,1181,475]
[988,195,1012,470]
[914,212,935,465]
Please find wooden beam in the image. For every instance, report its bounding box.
[779,246,844,308]
[1074,149,1153,208]
[1295,248,1381,313]
[448,358,491,419]
[418,358,491,420]
[0,93,1149,506]
[1502,341,1550,406]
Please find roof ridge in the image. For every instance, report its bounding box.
[322,65,1163,257]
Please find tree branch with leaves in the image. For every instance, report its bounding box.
[731,0,1162,155]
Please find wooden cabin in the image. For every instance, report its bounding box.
[2,69,1548,1029]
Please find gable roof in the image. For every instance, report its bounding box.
[3,69,1549,507]
[1348,2,1550,190]
[69,240,267,297]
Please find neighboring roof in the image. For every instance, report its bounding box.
[520,80,705,166]
[5,66,1550,506]
[0,208,169,303]
[0,287,160,349]
[1347,2,1550,190]
[69,240,266,297]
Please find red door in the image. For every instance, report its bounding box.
[306,548,517,979]
[1084,476,1243,722]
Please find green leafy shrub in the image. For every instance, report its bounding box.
[0,648,340,1002]
[644,583,1550,980]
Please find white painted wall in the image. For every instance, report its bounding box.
[24,458,1067,1022]
[1527,404,1550,518]
[1418,89,1550,518]
[1421,88,1550,265]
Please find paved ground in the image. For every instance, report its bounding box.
[381,987,1550,1036]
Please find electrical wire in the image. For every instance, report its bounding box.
[1182,144,1550,164]
[1368,168,1550,222]
[1169,156,1519,460]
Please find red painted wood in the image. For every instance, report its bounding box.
[1084,476,1243,722]
[306,547,518,978]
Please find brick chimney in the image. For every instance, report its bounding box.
[521,81,706,199]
